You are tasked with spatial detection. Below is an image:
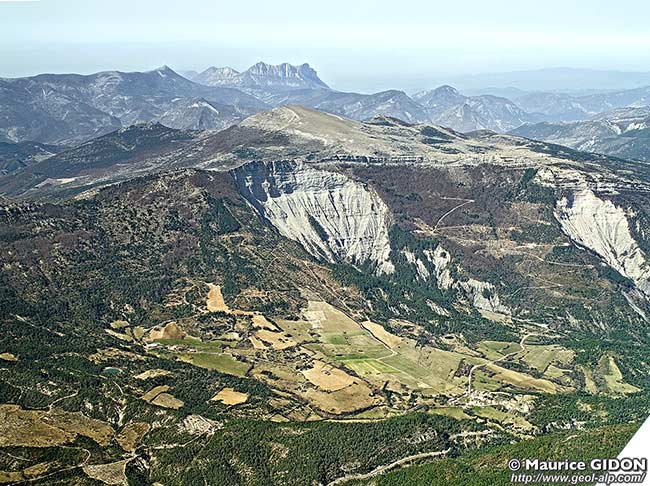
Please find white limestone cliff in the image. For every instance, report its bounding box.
[233,161,394,274]
[424,246,510,314]
[402,249,430,280]
[555,188,650,296]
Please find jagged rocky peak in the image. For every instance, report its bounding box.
[213,66,240,77]
[194,61,329,90]
[243,61,329,89]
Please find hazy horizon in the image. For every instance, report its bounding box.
[2,0,650,92]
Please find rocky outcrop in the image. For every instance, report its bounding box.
[425,246,510,314]
[194,62,329,91]
[555,188,650,296]
[233,160,394,273]
[402,249,430,280]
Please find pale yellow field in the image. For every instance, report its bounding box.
[206,283,230,312]
[151,393,184,409]
[303,301,359,333]
[249,335,267,350]
[83,460,129,486]
[430,407,472,420]
[110,319,130,329]
[252,315,277,330]
[361,321,402,349]
[303,382,379,415]
[117,422,150,452]
[486,363,557,394]
[134,369,172,380]
[141,385,170,402]
[472,406,534,431]
[255,329,297,350]
[275,319,315,343]
[599,356,640,394]
[517,345,574,373]
[0,405,114,448]
[580,365,599,394]
[105,329,133,342]
[211,387,249,405]
[146,322,186,341]
[301,360,357,391]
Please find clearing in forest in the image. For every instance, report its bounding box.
[206,283,230,312]
[211,387,249,405]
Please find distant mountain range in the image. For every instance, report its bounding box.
[0,66,266,144]
[443,67,650,92]
[513,86,650,122]
[188,64,538,131]
[511,106,650,161]
[413,85,532,132]
[2,61,650,150]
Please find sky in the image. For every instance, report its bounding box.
[2,0,650,92]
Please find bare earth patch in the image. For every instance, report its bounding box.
[105,329,133,342]
[252,314,277,330]
[146,322,186,341]
[0,471,23,483]
[180,414,221,435]
[141,385,171,402]
[134,369,172,380]
[117,422,150,452]
[152,393,184,409]
[249,335,267,350]
[83,460,130,486]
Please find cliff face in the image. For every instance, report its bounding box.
[555,188,650,296]
[233,160,394,274]
[426,246,510,314]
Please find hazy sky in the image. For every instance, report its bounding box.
[2,0,650,92]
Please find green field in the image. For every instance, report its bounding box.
[429,407,472,420]
[341,358,400,375]
[471,406,533,431]
[177,352,251,377]
[477,340,520,360]
[517,345,574,373]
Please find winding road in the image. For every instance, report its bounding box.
[464,332,533,396]
[326,448,452,485]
